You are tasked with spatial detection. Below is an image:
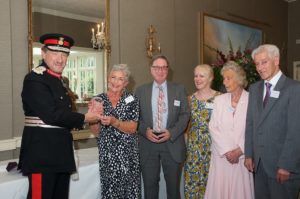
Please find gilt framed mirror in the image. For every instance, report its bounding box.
[27,0,110,140]
[28,0,110,96]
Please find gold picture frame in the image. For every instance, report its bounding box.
[201,13,264,65]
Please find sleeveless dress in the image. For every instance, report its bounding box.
[96,91,141,199]
[184,92,220,199]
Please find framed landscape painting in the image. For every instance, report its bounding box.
[201,13,263,65]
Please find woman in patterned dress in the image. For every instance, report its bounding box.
[90,64,140,199]
[184,64,221,199]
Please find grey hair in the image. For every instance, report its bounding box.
[110,64,131,80]
[251,44,280,60]
[221,61,248,88]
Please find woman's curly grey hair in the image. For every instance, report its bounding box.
[110,64,131,81]
[221,61,248,88]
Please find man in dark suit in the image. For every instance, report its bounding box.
[19,33,101,199]
[244,44,300,199]
[136,54,189,199]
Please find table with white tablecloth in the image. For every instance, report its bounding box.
[0,147,101,199]
[0,147,184,199]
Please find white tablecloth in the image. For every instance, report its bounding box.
[0,147,184,199]
[0,147,100,199]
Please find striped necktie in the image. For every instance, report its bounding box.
[156,86,164,132]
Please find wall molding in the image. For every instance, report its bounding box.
[0,137,22,152]
[72,130,96,140]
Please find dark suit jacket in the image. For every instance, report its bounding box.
[19,63,85,174]
[245,74,300,179]
[135,81,190,165]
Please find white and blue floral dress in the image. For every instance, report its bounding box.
[96,91,140,199]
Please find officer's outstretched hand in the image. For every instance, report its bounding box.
[84,112,101,123]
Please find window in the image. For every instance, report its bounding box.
[293,61,300,81]
[33,47,105,101]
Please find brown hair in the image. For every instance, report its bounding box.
[149,54,170,67]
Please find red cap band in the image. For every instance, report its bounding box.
[43,39,70,47]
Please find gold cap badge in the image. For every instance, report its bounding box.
[58,37,64,45]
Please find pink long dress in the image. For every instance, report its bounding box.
[204,91,254,199]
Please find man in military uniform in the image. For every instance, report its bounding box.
[18,33,102,199]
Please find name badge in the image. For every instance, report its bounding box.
[205,103,213,109]
[174,100,180,107]
[270,91,280,98]
[125,95,134,104]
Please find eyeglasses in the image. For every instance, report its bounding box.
[151,66,168,71]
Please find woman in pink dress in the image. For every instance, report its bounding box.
[204,61,254,199]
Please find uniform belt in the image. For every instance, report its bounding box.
[24,116,63,128]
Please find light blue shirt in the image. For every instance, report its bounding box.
[152,81,168,131]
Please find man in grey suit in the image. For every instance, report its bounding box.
[135,55,189,199]
[244,44,300,199]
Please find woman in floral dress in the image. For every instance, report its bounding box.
[184,64,221,199]
[89,64,140,199]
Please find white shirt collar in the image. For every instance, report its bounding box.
[153,81,167,89]
[265,70,282,88]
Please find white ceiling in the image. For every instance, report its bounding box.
[32,0,106,19]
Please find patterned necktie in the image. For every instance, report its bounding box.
[156,86,164,132]
[263,82,272,107]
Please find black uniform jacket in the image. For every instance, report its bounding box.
[18,63,85,174]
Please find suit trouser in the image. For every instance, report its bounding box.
[27,172,70,199]
[255,161,300,199]
[141,143,182,199]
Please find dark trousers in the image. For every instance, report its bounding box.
[255,162,300,199]
[27,172,70,199]
[141,143,182,199]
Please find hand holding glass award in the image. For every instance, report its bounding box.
[88,97,103,135]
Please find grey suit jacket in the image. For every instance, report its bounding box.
[135,81,190,165]
[245,74,300,179]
